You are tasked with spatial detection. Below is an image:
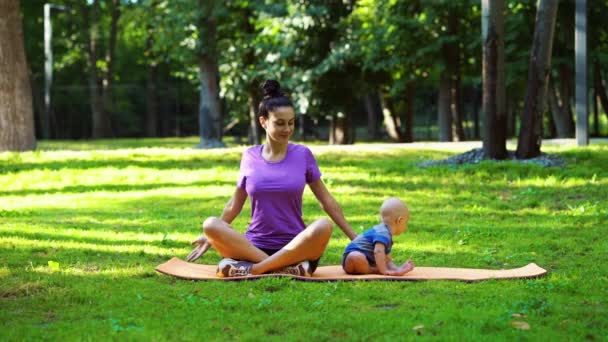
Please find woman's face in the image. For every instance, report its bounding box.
[260,106,295,144]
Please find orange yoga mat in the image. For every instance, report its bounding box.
[156,257,547,282]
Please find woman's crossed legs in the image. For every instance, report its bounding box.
[193,216,333,276]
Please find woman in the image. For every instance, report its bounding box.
[187,80,356,277]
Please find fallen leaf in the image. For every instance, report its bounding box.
[413,325,424,335]
[48,261,60,271]
[512,313,526,319]
[511,321,530,330]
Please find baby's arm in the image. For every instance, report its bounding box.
[375,247,415,276]
[385,256,400,271]
[373,243,395,276]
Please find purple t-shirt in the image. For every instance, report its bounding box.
[237,143,322,250]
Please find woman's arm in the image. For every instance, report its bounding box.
[220,187,248,224]
[186,187,247,262]
[309,179,357,240]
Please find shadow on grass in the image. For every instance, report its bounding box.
[0,155,241,175]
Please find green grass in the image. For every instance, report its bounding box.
[1,138,607,340]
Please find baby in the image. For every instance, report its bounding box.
[342,197,415,276]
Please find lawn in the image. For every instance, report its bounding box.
[1,139,606,340]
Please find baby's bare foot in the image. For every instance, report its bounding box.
[400,259,415,274]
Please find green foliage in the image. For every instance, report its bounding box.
[19,0,608,139]
[1,140,607,339]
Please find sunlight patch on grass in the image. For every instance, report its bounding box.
[0,168,238,193]
[25,263,154,278]
[0,226,193,245]
[1,237,177,257]
[0,187,234,211]
[510,176,606,188]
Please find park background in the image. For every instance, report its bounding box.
[1,0,607,340]
[8,0,608,149]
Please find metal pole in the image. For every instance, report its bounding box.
[575,0,588,146]
[43,4,52,139]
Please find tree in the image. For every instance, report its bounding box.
[481,0,507,159]
[516,0,559,159]
[438,5,466,142]
[80,0,112,138]
[547,77,574,137]
[548,1,575,138]
[196,1,224,148]
[0,0,36,151]
[101,0,121,137]
[347,0,426,142]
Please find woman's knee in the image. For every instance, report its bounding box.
[313,218,333,238]
[202,217,223,237]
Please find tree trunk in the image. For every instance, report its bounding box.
[450,76,465,141]
[29,73,44,139]
[595,61,608,123]
[380,91,404,142]
[558,65,574,121]
[548,78,574,137]
[437,73,452,141]
[197,1,223,148]
[101,0,120,137]
[247,87,261,145]
[146,62,158,137]
[546,103,557,138]
[161,79,174,137]
[145,0,160,137]
[472,85,481,139]
[364,92,378,140]
[482,0,507,159]
[507,98,515,138]
[446,13,465,141]
[516,0,559,159]
[242,7,261,145]
[592,71,599,136]
[0,0,36,151]
[330,114,351,145]
[85,0,109,139]
[403,81,415,142]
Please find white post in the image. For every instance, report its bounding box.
[575,0,588,146]
[43,3,66,140]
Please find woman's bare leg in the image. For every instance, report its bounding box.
[202,217,268,262]
[343,251,377,275]
[250,218,333,275]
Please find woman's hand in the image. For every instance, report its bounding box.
[186,235,211,262]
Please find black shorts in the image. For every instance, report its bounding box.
[259,247,320,274]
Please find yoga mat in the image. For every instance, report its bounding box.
[156,257,547,282]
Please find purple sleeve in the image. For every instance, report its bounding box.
[305,147,322,183]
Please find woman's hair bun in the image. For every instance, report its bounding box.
[261,79,284,99]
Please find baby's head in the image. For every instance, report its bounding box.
[380,197,410,235]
